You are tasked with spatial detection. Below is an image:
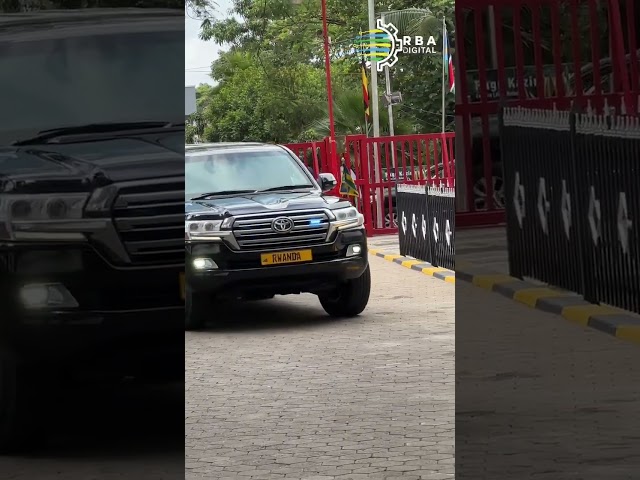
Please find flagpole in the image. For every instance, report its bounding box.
[360,36,369,137]
[441,17,446,133]
[321,0,338,181]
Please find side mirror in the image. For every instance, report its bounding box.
[318,173,337,192]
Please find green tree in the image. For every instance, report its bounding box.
[381,7,440,38]
[190,0,456,141]
[308,89,413,139]
[192,50,326,143]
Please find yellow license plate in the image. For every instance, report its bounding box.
[260,249,313,266]
[179,272,185,300]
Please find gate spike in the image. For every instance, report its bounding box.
[621,96,627,115]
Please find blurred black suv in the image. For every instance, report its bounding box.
[184,143,371,330]
[0,9,184,451]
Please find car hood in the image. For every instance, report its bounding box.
[185,191,345,219]
[0,135,183,193]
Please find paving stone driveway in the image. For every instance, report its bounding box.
[185,254,455,479]
[457,280,640,479]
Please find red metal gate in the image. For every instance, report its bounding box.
[288,133,455,236]
[455,0,638,227]
[284,139,330,177]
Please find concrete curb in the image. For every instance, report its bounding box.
[368,249,455,284]
[456,262,640,345]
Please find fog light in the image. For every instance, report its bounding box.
[192,257,218,270]
[346,244,362,257]
[20,283,79,309]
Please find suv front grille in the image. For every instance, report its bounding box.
[232,210,330,250]
[112,179,184,265]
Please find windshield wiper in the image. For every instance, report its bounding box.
[12,121,184,145]
[258,184,315,192]
[190,190,259,200]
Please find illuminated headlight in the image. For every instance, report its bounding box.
[185,218,233,240]
[332,206,364,230]
[192,257,218,270]
[346,244,362,257]
[0,193,90,241]
[20,283,79,310]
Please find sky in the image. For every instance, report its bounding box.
[185,0,234,87]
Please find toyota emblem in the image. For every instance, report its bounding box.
[271,216,294,233]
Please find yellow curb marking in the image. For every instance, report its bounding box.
[368,251,454,284]
[513,288,569,308]
[615,326,640,344]
[421,267,448,275]
[561,305,621,326]
[401,259,422,268]
[471,274,517,290]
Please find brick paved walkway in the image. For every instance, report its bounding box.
[457,279,640,479]
[455,226,508,273]
[185,254,455,479]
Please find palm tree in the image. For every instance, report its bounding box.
[384,8,442,37]
[307,89,413,142]
[380,8,441,38]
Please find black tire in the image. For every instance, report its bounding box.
[0,351,38,453]
[319,265,371,317]
[184,285,209,331]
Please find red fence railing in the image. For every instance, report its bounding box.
[284,140,328,177]
[350,133,455,235]
[455,0,637,227]
[285,133,455,235]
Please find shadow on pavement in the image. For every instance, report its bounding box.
[205,296,351,332]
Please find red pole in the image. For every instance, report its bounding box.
[321,0,338,184]
[608,0,631,111]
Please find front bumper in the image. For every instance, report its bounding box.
[1,243,183,352]
[186,228,368,297]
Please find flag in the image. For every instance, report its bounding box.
[361,58,370,120]
[443,23,455,93]
[340,162,358,197]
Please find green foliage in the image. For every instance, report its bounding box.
[308,89,414,138]
[188,50,326,143]
[191,0,456,143]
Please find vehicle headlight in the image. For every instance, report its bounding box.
[332,206,364,230]
[0,193,92,241]
[185,218,233,240]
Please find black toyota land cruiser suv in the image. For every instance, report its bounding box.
[184,143,371,330]
[0,9,183,450]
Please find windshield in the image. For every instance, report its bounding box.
[185,149,315,197]
[0,25,183,145]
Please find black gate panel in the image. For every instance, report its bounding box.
[426,185,455,271]
[501,108,583,294]
[574,114,640,313]
[397,185,431,262]
[500,106,640,315]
